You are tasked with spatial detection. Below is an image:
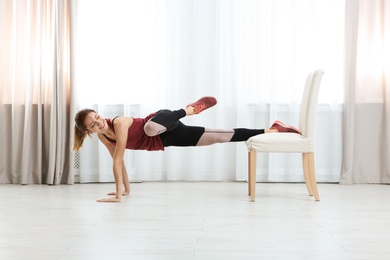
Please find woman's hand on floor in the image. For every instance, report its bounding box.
[96,197,121,203]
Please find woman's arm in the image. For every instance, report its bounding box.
[97,117,133,202]
[98,135,131,198]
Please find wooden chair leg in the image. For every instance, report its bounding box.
[248,151,251,196]
[248,150,257,202]
[302,153,314,196]
[307,153,320,201]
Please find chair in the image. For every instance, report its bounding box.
[245,70,324,202]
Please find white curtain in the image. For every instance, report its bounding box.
[341,0,390,184]
[0,0,72,184]
[71,0,344,182]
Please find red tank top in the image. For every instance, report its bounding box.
[105,113,164,151]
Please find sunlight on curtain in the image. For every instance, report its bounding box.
[72,0,168,107]
[0,0,71,184]
[354,1,389,103]
[341,0,390,184]
[71,0,344,182]
[230,0,344,104]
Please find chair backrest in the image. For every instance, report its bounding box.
[298,70,324,139]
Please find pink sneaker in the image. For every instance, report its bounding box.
[270,120,301,135]
[187,96,217,114]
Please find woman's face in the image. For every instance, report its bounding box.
[83,112,107,133]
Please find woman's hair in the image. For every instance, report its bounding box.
[73,108,96,151]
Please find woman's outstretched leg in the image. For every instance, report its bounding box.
[160,121,299,147]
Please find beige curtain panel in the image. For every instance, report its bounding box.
[341,0,390,184]
[0,0,72,184]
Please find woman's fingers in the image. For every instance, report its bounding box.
[107,191,129,196]
[96,197,121,202]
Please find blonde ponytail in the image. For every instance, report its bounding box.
[72,125,88,151]
[72,109,96,151]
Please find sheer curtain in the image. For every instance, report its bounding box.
[71,0,344,183]
[341,0,390,184]
[0,0,72,184]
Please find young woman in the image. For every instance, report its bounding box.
[73,96,301,202]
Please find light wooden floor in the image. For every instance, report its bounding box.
[1,182,390,260]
